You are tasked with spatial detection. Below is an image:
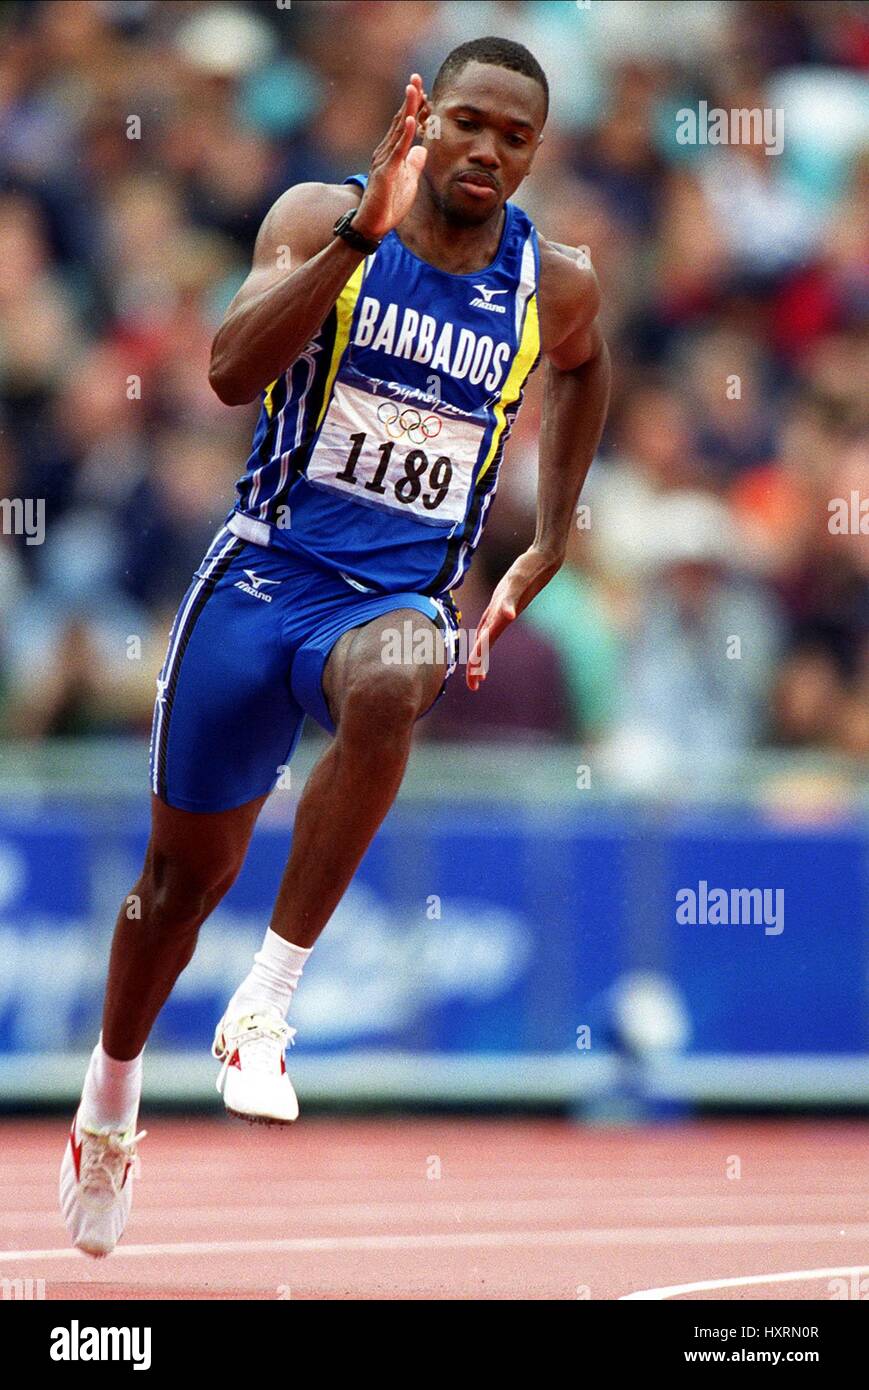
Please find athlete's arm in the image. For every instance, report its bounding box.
[467,242,611,689]
[209,77,429,406]
[531,242,611,568]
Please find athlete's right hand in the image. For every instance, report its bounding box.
[353,75,428,241]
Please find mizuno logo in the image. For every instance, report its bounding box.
[235,571,281,603]
[472,284,508,302]
[243,570,279,590]
[469,284,508,314]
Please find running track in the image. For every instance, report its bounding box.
[1,1118,866,1300]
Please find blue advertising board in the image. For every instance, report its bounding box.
[0,796,865,1089]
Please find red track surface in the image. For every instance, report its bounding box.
[1,1117,867,1300]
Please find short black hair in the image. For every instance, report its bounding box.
[432,36,549,121]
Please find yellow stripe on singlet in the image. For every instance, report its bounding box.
[476,293,541,487]
[315,261,366,430]
[264,257,364,424]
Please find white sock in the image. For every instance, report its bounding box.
[226,928,311,1022]
[80,1035,144,1132]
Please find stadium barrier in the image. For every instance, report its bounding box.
[0,740,866,1108]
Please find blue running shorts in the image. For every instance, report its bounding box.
[149,526,460,812]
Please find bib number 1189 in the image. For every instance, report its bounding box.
[335,431,453,511]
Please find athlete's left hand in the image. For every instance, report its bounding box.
[466,547,561,691]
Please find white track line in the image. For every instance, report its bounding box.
[621,1265,869,1300]
[0,1197,618,1228]
[1,1199,863,1229]
[3,1224,869,1263]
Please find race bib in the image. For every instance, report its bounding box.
[306,377,485,526]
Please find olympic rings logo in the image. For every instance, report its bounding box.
[377,401,442,445]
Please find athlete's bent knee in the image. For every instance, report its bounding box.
[147,847,240,928]
[339,662,430,741]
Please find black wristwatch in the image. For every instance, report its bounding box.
[332,208,382,255]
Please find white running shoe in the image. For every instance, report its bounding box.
[212,1007,299,1125]
[59,1110,146,1258]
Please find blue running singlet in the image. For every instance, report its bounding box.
[227,172,542,596]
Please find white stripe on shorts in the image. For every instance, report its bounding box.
[150,531,239,792]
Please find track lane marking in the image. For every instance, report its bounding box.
[1,1199,864,1227]
[621,1264,869,1299]
[3,1224,869,1262]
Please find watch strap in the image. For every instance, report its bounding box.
[333,209,382,255]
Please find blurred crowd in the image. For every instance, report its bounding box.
[0,0,866,779]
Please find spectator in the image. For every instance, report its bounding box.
[0,0,864,782]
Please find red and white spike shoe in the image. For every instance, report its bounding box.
[59,1110,146,1257]
[212,1007,299,1125]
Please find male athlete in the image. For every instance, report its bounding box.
[60,37,610,1256]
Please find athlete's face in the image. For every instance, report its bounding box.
[418,62,545,226]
